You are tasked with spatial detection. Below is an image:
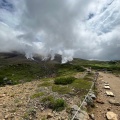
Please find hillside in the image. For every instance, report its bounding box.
[0,52,120,120]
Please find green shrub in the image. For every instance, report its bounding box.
[41,96,66,111]
[53,99,66,111]
[73,65,85,72]
[0,76,13,86]
[54,77,76,85]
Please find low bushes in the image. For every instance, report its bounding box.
[41,96,66,111]
[54,77,76,85]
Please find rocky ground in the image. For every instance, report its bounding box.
[0,72,90,120]
[0,71,119,120]
[93,72,120,120]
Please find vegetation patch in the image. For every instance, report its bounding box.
[52,85,71,94]
[71,79,92,91]
[38,81,52,87]
[30,92,44,99]
[54,77,76,85]
[41,96,66,111]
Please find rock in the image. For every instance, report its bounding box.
[3,77,8,81]
[89,114,95,120]
[86,96,94,106]
[109,99,120,106]
[41,107,44,111]
[71,105,79,111]
[61,116,66,120]
[47,113,54,119]
[106,91,114,97]
[4,114,13,119]
[89,93,96,100]
[106,112,118,120]
[74,110,89,120]
[96,99,104,104]
[71,106,89,120]
[104,86,110,89]
[0,94,6,98]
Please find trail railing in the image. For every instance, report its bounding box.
[71,72,99,120]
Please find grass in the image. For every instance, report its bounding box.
[30,92,44,99]
[0,62,57,85]
[71,79,92,91]
[52,85,71,94]
[23,108,36,120]
[39,81,52,87]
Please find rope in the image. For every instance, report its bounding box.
[71,73,98,120]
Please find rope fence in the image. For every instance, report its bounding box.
[71,72,99,120]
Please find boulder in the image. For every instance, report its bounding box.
[106,112,118,120]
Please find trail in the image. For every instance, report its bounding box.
[94,72,120,120]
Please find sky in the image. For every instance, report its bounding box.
[0,0,120,63]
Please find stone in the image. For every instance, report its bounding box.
[106,91,114,97]
[96,99,104,104]
[0,94,6,98]
[4,114,13,119]
[61,116,66,120]
[71,107,89,120]
[89,114,95,120]
[3,77,8,81]
[71,105,79,111]
[109,99,120,106]
[104,84,109,86]
[74,110,89,120]
[86,96,94,106]
[47,113,54,119]
[106,112,118,120]
[41,107,44,111]
[104,86,110,89]
[89,93,96,100]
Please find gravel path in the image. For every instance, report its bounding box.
[94,72,120,120]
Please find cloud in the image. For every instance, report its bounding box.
[0,0,120,62]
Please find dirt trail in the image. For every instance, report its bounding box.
[94,72,120,120]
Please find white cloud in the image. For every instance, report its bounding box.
[0,0,120,61]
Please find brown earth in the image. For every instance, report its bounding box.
[93,72,120,120]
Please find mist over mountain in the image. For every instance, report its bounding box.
[0,0,120,63]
